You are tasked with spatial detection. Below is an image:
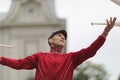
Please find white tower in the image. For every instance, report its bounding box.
[0,0,66,80]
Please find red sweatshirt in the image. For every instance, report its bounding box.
[0,35,106,80]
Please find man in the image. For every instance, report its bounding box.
[0,17,116,80]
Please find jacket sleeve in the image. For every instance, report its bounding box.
[71,35,106,68]
[0,53,39,70]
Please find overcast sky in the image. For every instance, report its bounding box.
[0,0,120,80]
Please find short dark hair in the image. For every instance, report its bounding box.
[48,30,67,46]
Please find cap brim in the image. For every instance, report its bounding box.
[48,30,67,40]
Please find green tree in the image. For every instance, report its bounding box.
[27,77,34,80]
[73,61,108,80]
[117,74,120,80]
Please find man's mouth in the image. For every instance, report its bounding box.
[60,40,65,43]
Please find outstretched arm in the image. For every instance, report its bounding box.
[0,53,38,70]
[71,17,117,68]
[101,17,116,38]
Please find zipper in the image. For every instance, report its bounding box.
[53,54,57,80]
[63,61,72,80]
[38,64,45,80]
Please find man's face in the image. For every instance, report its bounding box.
[49,33,66,47]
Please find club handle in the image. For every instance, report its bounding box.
[0,44,13,48]
[91,22,120,27]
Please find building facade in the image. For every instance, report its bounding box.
[0,0,66,80]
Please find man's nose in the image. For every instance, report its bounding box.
[61,37,65,40]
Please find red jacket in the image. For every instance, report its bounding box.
[0,35,105,80]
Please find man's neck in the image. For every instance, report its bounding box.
[50,45,63,53]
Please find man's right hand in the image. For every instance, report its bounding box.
[101,17,116,38]
[104,17,116,32]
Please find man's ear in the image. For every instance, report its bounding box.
[49,38,53,44]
